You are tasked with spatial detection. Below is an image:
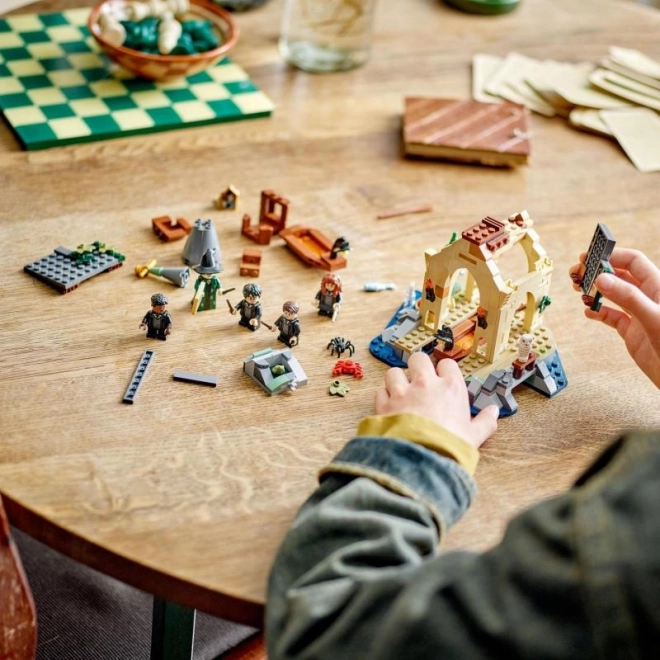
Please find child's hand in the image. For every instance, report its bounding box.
[571,248,660,389]
[374,352,498,449]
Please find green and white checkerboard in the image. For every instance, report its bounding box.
[0,8,274,150]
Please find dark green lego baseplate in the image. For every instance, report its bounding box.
[0,8,274,150]
[443,0,521,15]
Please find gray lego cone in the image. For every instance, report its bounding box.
[149,266,190,288]
[182,219,222,267]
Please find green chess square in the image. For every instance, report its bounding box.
[0,7,274,150]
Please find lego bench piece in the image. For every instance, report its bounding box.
[24,243,124,294]
[122,350,155,404]
[152,216,192,242]
[172,370,218,387]
[402,97,530,167]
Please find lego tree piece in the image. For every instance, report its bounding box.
[572,223,616,311]
[240,249,262,277]
[329,380,350,397]
[243,347,308,395]
[0,8,274,152]
[122,350,155,404]
[402,97,531,167]
[216,185,240,210]
[152,216,192,242]
[182,219,222,269]
[172,370,218,387]
[24,243,124,294]
[279,226,349,271]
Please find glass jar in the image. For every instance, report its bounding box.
[279,0,377,73]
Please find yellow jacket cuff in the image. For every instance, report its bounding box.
[357,413,480,475]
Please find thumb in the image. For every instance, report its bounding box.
[469,405,499,448]
[596,273,660,332]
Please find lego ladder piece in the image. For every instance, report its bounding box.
[122,350,155,404]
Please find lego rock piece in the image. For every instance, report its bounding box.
[243,347,308,395]
[172,370,218,387]
[122,350,155,404]
[152,215,192,242]
[402,97,531,167]
[24,243,124,294]
[239,248,262,277]
[182,219,222,268]
[329,380,350,397]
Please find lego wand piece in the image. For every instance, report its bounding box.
[261,320,274,330]
[226,298,235,314]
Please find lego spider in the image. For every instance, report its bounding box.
[327,337,355,358]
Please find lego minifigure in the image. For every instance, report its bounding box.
[139,292,172,340]
[192,248,223,314]
[314,273,342,321]
[271,300,301,347]
[231,282,263,331]
[517,333,534,362]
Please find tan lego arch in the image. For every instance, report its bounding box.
[418,212,552,365]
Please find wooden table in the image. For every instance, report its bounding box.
[2,0,660,630]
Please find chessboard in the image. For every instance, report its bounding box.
[0,7,274,150]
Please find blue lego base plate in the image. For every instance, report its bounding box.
[0,8,274,150]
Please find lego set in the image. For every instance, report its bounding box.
[369,210,567,416]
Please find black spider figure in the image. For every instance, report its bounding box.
[327,336,355,358]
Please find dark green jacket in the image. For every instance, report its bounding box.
[266,432,660,659]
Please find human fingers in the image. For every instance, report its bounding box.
[607,249,660,295]
[464,405,499,449]
[406,351,437,382]
[384,367,410,396]
[374,386,390,413]
[435,357,463,382]
[584,304,631,339]
[596,272,660,332]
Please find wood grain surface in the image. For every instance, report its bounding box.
[2,0,660,628]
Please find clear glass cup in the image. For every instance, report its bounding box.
[279,0,377,73]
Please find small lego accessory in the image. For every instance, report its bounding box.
[139,293,173,340]
[571,223,616,311]
[230,283,263,331]
[377,204,433,220]
[271,300,301,347]
[135,259,190,288]
[191,248,223,314]
[172,370,218,387]
[314,273,342,322]
[329,380,350,397]
[332,359,363,379]
[363,282,397,292]
[122,350,155,404]
[327,337,355,358]
[216,185,240,210]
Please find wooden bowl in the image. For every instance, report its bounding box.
[88,0,239,81]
